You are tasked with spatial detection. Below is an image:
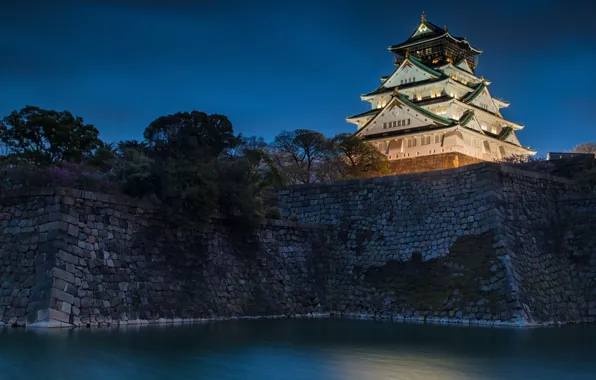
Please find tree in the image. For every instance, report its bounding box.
[272,129,330,184]
[87,143,117,172]
[332,134,391,178]
[215,157,267,224]
[573,142,596,154]
[158,159,218,224]
[117,139,148,156]
[0,106,102,166]
[115,143,156,198]
[143,111,241,161]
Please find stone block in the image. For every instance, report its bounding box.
[52,268,75,284]
[61,302,72,314]
[52,288,75,305]
[67,225,79,237]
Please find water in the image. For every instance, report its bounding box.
[0,319,595,380]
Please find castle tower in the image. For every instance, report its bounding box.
[346,13,535,173]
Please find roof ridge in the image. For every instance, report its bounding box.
[461,82,486,103]
[396,93,455,125]
[407,55,448,78]
[354,92,455,136]
[458,109,475,126]
[347,108,382,120]
[362,57,446,97]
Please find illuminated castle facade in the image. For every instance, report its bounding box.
[347,13,535,172]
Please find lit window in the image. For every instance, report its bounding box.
[491,126,497,134]
[481,124,488,131]
[431,90,435,98]
[417,93,422,101]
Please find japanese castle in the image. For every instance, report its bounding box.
[347,13,535,169]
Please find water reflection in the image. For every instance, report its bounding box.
[0,319,595,380]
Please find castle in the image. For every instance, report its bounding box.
[347,13,535,173]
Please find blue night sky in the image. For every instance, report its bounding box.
[1,0,594,155]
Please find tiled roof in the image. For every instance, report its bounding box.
[347,108,382,120]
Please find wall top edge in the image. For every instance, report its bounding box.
[280,162,576,192]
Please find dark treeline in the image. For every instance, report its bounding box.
[0,106,390,224]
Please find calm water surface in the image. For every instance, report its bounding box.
[0,319,595,380]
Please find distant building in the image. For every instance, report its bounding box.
[347,13,535,174]
[547,152,596,160]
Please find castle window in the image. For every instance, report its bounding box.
[407,118,411,125]
[435,135,441,144]
[417,93,422,101]
[393,121,397,128]
[398,120,402,127]
[491,126,497,134]
[408,138,417,148]
[421,136,431,145]
[481,124,488,131]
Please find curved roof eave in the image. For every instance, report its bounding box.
[389,33,483,54]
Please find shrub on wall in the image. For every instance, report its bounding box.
[0,162,118,193]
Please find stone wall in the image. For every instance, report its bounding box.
[0,192,59,327]
[0,189,334,327]
[495,166,582,324]
[278,162,592,326]
[390,152,482,175]
[1,162,594,328]
[558,194,596,322]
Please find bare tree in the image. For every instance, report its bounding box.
[573,142,596,154]
[272,129,329,185]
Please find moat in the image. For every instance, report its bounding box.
[1,320,595,380]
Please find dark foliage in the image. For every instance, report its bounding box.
[0,105,394,226]
[0,106,102,166]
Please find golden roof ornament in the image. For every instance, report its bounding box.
[393,87,399,95]
[421,11,426,23]
[444,24,448,32]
